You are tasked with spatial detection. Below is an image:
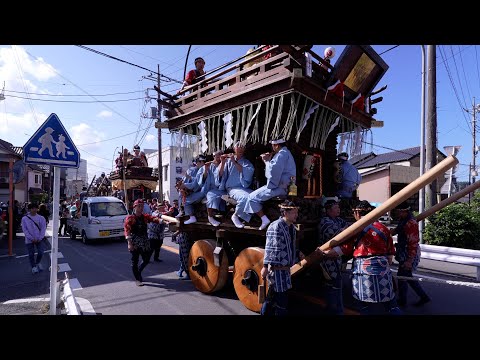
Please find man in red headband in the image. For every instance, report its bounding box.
[124,199,163,286]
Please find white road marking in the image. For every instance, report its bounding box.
[3,297,49,304]
[68,278,83,291]
[58,263,71,272]
[16,249,52,259]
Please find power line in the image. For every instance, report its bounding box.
[438,46,472,133]
[379,45,400,55]
[76,123,156,147]
[458,45,472,103]
[118,46,175,67]
[5,94,144,103]
[24,49,138,126]
[80,148,111,161]
[11,45,40,125]
[437,45,472,66]
[4,89,143,97]
[86,161,112,171]
[75,45,182,84]
[449,45,469,111]
[361,140,421,156]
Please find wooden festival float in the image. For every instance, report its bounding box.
[109,148,158,210]
[158,45,419,312]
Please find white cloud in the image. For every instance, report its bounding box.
[145,134,156,143]
[0,46,58,83]
[70,123,105,149]
[97,110,113,118]
[0,111,49,138]
[70,123,112,178]
[0,46,60,128]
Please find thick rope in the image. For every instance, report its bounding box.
[233,108,241,146]
[216,115,221,153]
[271,94,284,141]
[283,93,299,141]
[262,97,273,144]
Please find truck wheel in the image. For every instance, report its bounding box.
[81,230,91,245]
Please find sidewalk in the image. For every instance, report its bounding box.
[0,223,53,315]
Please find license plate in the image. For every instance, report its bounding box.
[99,231,110,236]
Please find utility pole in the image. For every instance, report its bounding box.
[426,45,438,208]
[157,64,163,203]
[466,98,479,203]
[472,98,477,185]
[419,45,426,243]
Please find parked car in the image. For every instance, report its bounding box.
[68,196,127,244]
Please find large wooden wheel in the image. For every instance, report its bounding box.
[233,247,266,313]
[188,239,229,294]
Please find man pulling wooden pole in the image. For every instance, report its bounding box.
[290,154,459,277]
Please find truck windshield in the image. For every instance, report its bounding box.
[90,202,127,217]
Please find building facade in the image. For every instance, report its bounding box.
[145,146,194,202]
[65,159,88,197]
[351,146,447,211]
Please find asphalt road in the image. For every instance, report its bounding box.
[2,225,480,315]
[52,231,255,315]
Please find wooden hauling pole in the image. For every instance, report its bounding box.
[416,180,480,221]
[390,180,480,236]
[290,154,459,277]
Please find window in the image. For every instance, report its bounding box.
[90,202,127,217]
[82,204,89,217]
[163,165,168,181]
[34,174,41,184]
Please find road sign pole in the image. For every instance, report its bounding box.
[22,112,80,315]
[8,159,13,256]
[49,166,60,315]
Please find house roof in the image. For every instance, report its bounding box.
[28,187,45,194]
[350,152,376,167]
[28,164,44,172]
[359,164,390,176]
[356,146,421,169]
[0,139,22,158]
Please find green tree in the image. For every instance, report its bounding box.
[424,201,480,250]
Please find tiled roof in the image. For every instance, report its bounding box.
[0,139,22,158]
[350,152,376,167]
[27,164,44,172]
[356,146,421,169]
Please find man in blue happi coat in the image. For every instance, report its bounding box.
[182,155,207,224]
[176,159,198,218]
[197,150,224,226]
[243,138,296,230]
[261,200,304,316]
[206,142,254,228]
[336,152,361,199]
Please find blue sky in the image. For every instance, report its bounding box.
[0,45,477,182]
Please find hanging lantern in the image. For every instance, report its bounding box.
[302,154,316,180]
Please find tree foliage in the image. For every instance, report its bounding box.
[424,193,480,250]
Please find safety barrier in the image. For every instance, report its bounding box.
[60,272,81,315]
[420,244,480,281]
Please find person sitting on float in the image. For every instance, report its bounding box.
[242,138,296,230]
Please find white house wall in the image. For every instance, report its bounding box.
[357,168,390,204]
[146,146,193,202]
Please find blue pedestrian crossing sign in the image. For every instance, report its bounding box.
[23,113,80,168]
